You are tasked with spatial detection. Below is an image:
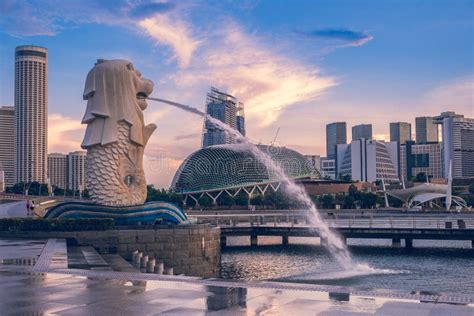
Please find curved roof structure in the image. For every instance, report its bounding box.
[171,144,318,194]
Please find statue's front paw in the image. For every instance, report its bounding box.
[143,123,157,144]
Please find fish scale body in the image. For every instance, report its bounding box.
[86,122,147,206]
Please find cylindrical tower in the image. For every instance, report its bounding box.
[15,45,48,184]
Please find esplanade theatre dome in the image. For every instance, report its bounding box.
[171,144,318,194]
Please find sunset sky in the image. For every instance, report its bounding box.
[0,0,472,188]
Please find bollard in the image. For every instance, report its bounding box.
[154,262,164,274]
[164,267,174,275]
[133,252,143,267]
[140,255,149,268]
[146,259,156,273]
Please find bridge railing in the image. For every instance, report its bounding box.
[195,215,474,229]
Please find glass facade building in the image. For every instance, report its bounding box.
[326,122,347,159]
[202,87,245,148]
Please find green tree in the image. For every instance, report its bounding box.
[219,194,234,207]
[198,195,213,207]
[469,183,474,194]
[319,194,334,208]
[413,172,427,183]
[343,195,355,209]
[250,194,263,206]
[234,191,249,206]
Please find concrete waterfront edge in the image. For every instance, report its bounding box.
[0,224,220,278]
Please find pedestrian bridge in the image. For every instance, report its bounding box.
[217,217,474,249]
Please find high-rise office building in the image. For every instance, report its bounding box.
[48,153,67,189]
[15,45,48,184]
[390,122,412,144]
[0,106,15,187]
[400,141,443,181]
[336,139,399,183]
[67,151,87,192]
[352,124,372,141]
[326,122,346,159]
[434,112,474,179]
[415,117,438,143]
[202,87,245,148]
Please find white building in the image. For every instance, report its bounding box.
[337,139,399,183]
[48,153,67,189]
[15,45,48,184]
[434,112,474,179]
[320,157,336,180]
[0,106,15,187]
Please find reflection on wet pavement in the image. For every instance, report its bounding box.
[0,238,473,315]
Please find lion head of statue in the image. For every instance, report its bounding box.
[81,59,154,148]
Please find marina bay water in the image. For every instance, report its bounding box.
[148,97,375,274]
[220,238,474,294]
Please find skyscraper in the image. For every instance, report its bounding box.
[0,106,15,187]
[67,151,87,192]
[48,153,67,189]
[352,124,372,141]
[326,122,346,159]
[15,45,48,184]
[434,112,474,178]
[390,122,412,144]
[415,116,438,143]
[202,87,245,148]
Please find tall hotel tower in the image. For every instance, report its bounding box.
[15,45,48,184]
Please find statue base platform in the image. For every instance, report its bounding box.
[44,201,188,225]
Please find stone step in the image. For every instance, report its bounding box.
[67,246,89,269]
[102,254,139,272]
[80,246,110,268]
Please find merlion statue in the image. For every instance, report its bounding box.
[81,59,156,206]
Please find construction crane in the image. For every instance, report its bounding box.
[270,127,280,146]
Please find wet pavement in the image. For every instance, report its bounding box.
[0,238,473,315]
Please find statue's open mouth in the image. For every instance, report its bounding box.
[136,92,148,99]
[136,91,149,110]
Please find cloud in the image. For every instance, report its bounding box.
[128,2,176,19]
[48,113,84,153]
[171,24,336,126]
[302,28,373,47]
[420,76,473,115]
[138,14,200,68]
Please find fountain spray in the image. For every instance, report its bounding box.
[147,96,377,272]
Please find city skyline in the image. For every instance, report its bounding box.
[0,0,472,187]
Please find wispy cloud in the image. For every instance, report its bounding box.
[172,24,336,126]
[301,28,373,47]
[138,14,200,68]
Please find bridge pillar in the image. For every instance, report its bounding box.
[220,236,227,248]
[250,234,258,247]
[405,239,413,249]
[282,235,289,246]
[392,238,402,248]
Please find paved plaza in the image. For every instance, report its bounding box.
[1,238,473,315]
